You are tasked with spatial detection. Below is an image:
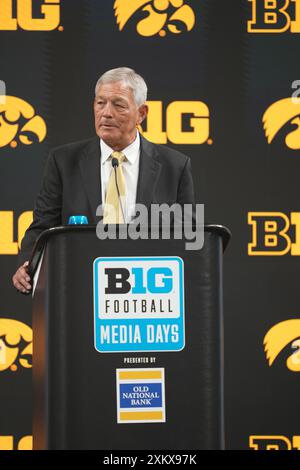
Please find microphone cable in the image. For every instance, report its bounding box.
[111,157,126,223]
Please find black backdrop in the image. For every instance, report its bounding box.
[1,0,300,450]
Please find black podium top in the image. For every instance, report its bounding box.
[28,224,231,277]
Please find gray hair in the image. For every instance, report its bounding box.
[95,67,147,107]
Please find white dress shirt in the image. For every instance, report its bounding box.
[100,132,140,222]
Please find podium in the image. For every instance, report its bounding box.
[30,225,230,450]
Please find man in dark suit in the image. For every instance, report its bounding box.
[12,67,195,294]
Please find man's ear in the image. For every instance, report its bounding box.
[137,104,148,125]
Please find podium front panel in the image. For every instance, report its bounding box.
[33,228,224,450]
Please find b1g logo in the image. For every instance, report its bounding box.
[140,100,211,145]
[93,256,185,353]
[248,0,300,33]
[248,212,300,255]
[0,211,33,255]
[249,435,300,450]
[0,0,61,31]
[0,435,32,450]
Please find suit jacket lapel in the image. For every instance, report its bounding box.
[79,137,102,223]
[136,134,161,210]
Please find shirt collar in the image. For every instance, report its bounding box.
[100,132,140,165]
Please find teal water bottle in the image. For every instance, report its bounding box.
[68,215,89,225]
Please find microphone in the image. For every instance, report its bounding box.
[111,158,126,223]
[112,157,119,168]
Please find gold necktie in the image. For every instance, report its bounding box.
[103,151,126,223]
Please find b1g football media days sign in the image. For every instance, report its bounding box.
[93,256,185,353]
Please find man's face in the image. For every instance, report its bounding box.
[94,81,148,151]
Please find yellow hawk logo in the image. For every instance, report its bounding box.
[264,319,300,372]
[0,319,32,372]
[0,96,46,149]
[114,0,195,37]
[263,98,300,149]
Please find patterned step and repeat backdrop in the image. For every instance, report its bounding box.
[1,0,300,450]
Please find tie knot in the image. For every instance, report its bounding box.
[111,151,126,164]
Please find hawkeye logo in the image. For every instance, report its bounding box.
[264,319,300,372]
[0,0,61,31]
[263,98,300,149]
[0,319,32,372]
[248,212,300,256]
[0,96,46,149]
[248,0,300,33]
[249,435,300,450]
[140,100,211,145]
[114,0,195,37]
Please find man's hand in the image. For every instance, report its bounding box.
[12,261,32,294]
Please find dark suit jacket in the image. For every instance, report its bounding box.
[18,134,195,265]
